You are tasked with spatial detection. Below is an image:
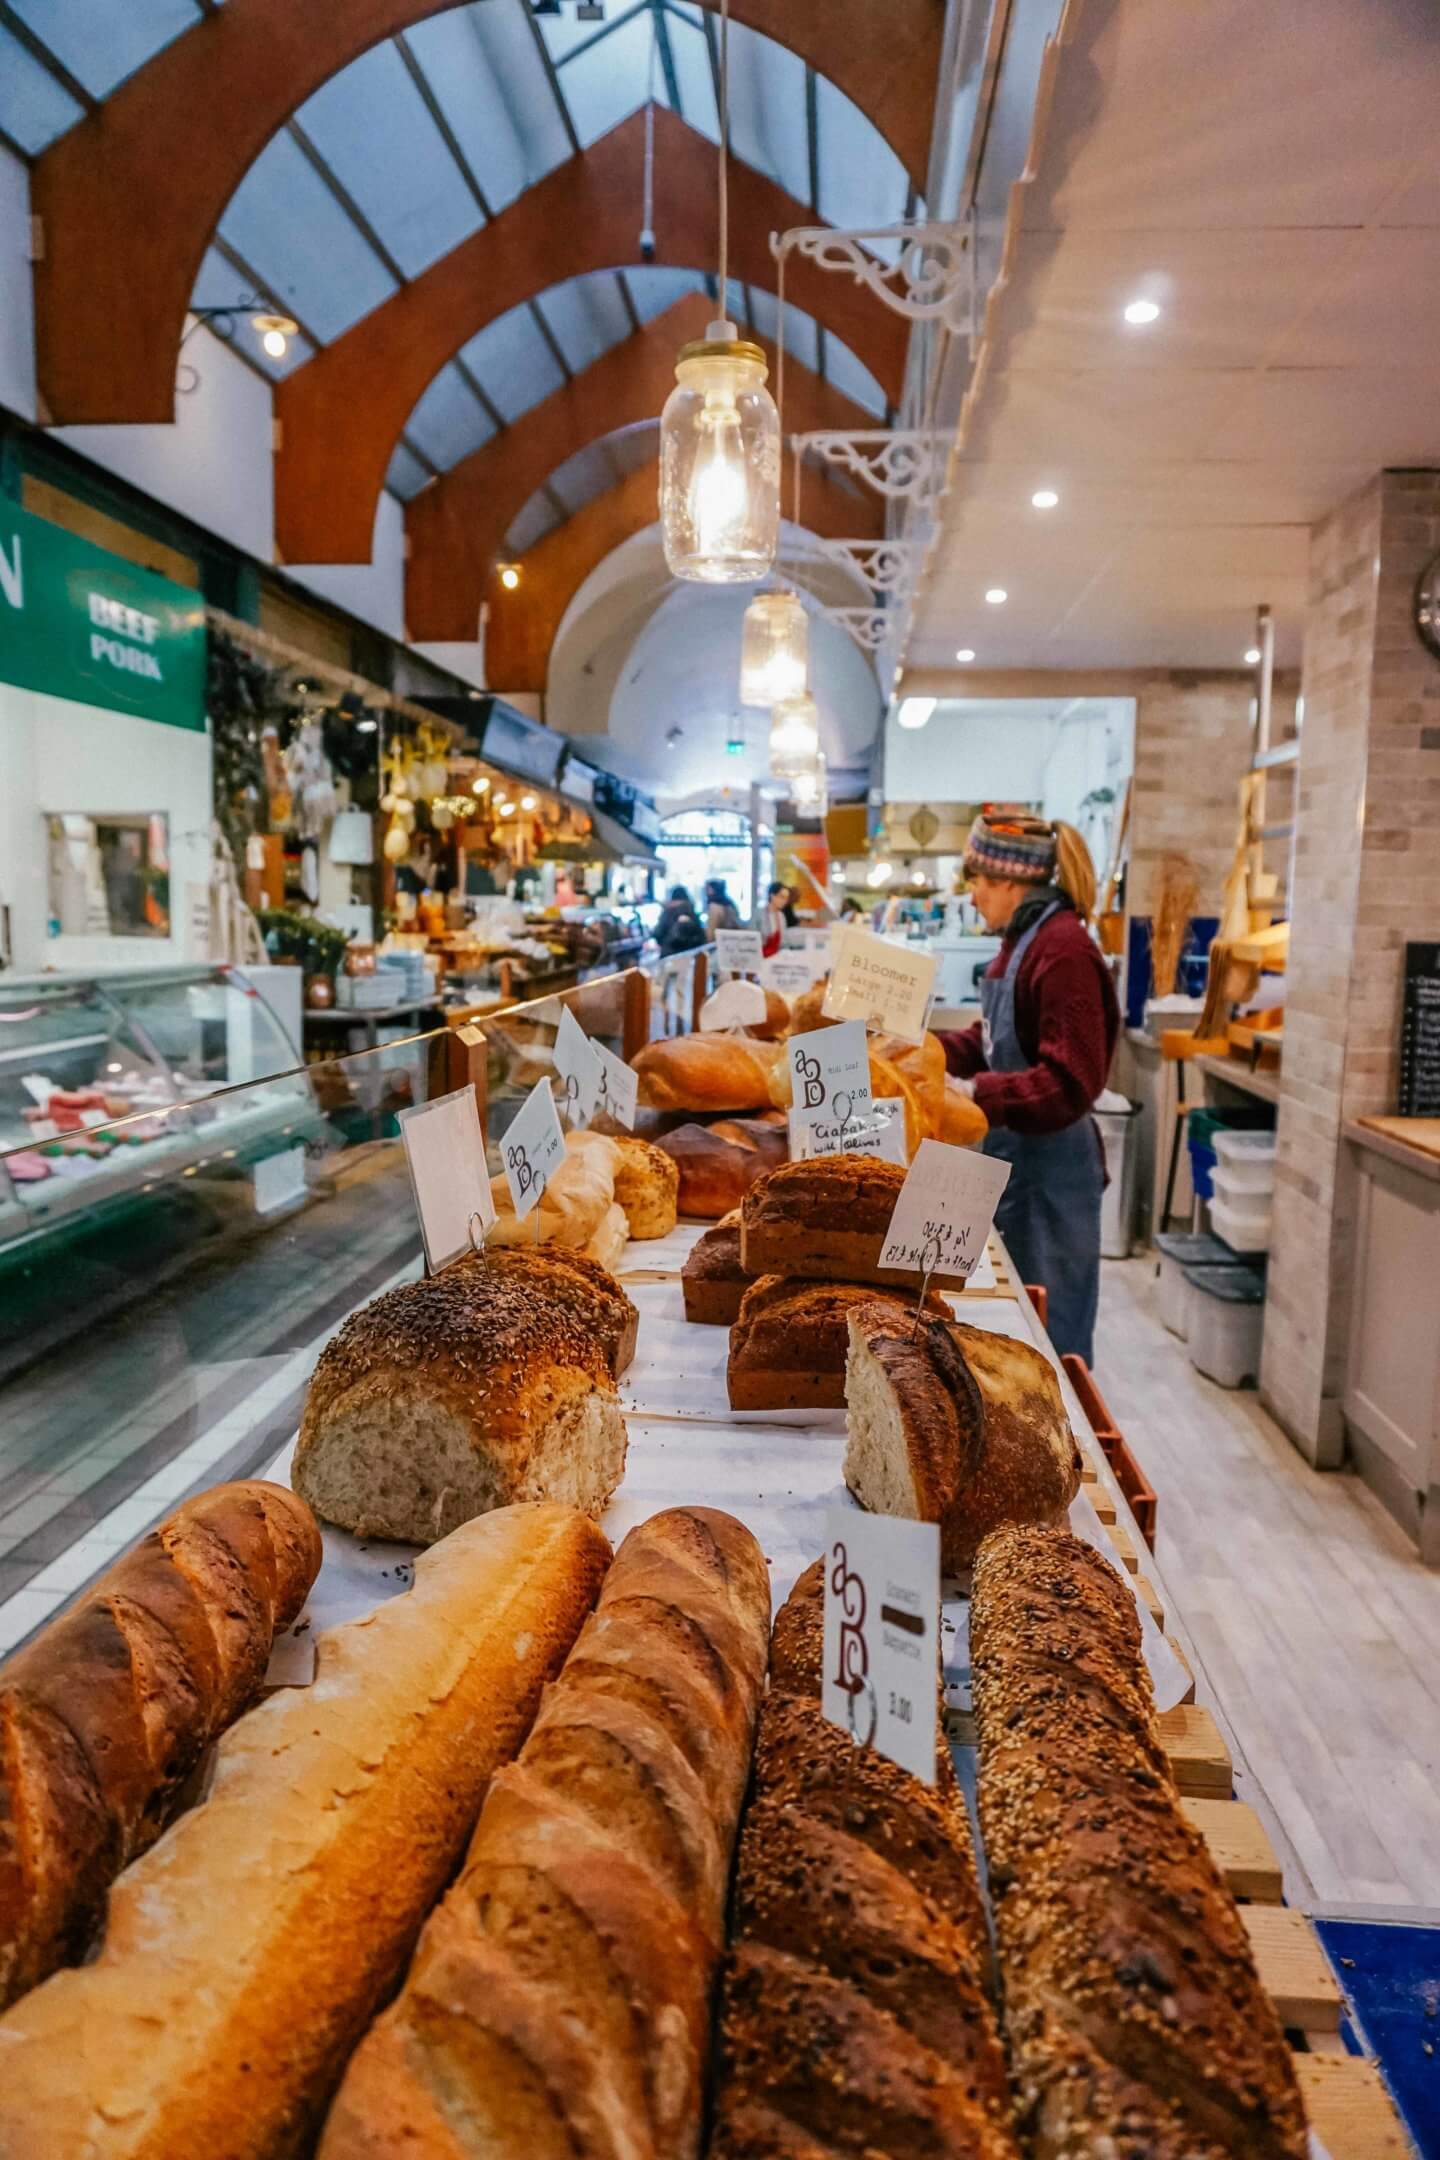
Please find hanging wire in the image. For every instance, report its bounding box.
[641,20,657,255]
[717,0,730,319]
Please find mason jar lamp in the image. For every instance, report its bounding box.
[739,589,809,705]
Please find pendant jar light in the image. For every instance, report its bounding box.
[739,589,810,706]
[790,755,829,816]
[768,692,822,779]
[659,0,779,583]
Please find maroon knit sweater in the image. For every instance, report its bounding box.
[937,904,1120,1136]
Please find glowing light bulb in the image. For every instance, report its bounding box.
[499,564,521,591]
[262,326,287,359]
[520,794,537,811]
[689,397,750,557]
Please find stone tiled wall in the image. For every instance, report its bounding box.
[1128,672,1297,922]
[1262,470,1440,1463]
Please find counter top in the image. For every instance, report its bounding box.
[1345,1116,1440,1184]
[1197,1054,1281,1106]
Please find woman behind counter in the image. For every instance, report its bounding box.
[937,810,1119,1366]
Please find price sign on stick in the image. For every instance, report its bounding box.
[553,1005,601,1129]
[715,927,764,976]
[700,977,768,1031]
[821,1507,941,1785]
[823,925,937,1045]
[502,1076,566,1225]
[397,1084,495,1272]
[761,953,816,997]
[592,1039,639,1130]
[879,1138,1012,1293]
[787,1020,873,1158]
[792,1094,908,1166]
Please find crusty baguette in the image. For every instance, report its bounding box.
[632,1034,782,1114]
[710,1559,1019,2158]
[0,1480,320,2013]
[971,1526,1308,2158]
[318,1507,771,2160]
[0,1504,611,2160]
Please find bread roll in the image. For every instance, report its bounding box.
[971,1526,1309,2158]
[709,1559,1018,2159]
[0,1505,612,2160]
[740,1156,971,1288]
[611,1135,679,1238]
[843,1306,1081,1570]
[294,1264,627,1544]
[632,1034,782,1114]
[457,1244,638,1377]
[0,1483,320,2013]
[318,1508,771,2159]
[727,1276,951,1412]
[655,1116,788,1219]
[680,1218,752,1324]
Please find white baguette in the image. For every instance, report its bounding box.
[0,1504,612,2160]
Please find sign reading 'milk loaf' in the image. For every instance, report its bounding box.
[0,504,206,732]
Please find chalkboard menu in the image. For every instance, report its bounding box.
[1399,942,1440,1114]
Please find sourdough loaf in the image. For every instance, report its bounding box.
[680,1216,752,1324]
[843,1306,1081,1570]
[709,1559,1018,2159]
[726,1275,951,1411]
[293,1263,627,1544]
[655,1115,788,1218]
[632,1033,782,1114]
[0,1505,611,2160]
[0,1482,320,2014]
[457,1243,638,1376]
[610,1135,679,1238]
[971,1526,1308,2158]
[740,1155,972,1288]
[318,1507,771,2159]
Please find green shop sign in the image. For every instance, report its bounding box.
[0,503,206,732]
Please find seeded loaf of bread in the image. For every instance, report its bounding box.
[610,1135,680,1238]
[293,1264,627,1544]
[458,1244,638,1377]
[726,1275,951,1411]
[971,1526,1308,2158]
[709,1558,1018,2160]
[843,1305,1081,1571]
[680,1215,752,1324]
[740,1155,972,1288]
[318,1508,771,2160]
[0,1506,612,2160]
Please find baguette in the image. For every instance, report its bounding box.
[971,1526,1308,2158]
[710,1559,1019,2159]
[0,1481,320,2013]
[319,1507,771,2159]
[632,1034,782,1114]
[0,1504,612,2160]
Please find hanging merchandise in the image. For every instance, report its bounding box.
[658,0,778,582]
[768,692,821,778]
[739,590,809,706]
[284,720,339,839]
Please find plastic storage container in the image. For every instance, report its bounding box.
[1184,1263,1266,1387]
[1212,1129,1277,1191]
[1210,1191,1274,1254]
[1185,1105,1271,1200]
[1094,1096,1139,1259]
[1153,1231,1240,1338]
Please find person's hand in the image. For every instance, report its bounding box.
[952,1078,977,1099]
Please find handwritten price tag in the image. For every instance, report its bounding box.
[761,953,816,996]
[820,1507,941,1785]
[790,1096,909,1165]
[823,925,937,1045]
[501,1077,567,1224]
[553,1005,601,1128]
[397,1084,495,1272]
[715,927,764,976]
[878,1137,1011,1282]
[592,1040,638,1130]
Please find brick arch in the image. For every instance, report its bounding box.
[485,453,882,696]
[406,290,878,642]
[278,109,905,567]
[31,0,942,426]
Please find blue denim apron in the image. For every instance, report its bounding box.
[980,902,1104,1365]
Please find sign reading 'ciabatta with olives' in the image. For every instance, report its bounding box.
[0,503,206,732]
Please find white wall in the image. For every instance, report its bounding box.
[53,326,274,562]
[291,489,407,642]
[0,144,36,422]
[412,642,488,691]
[0,682,212,973]
[885,702,1048,803]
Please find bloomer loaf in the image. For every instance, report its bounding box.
[971,1526,1308,2159]
[319,1507,771,2159]
[0,1505,612,2160]
[844,1304,1081,1570]
[709,1558,1020,2160]
[632,1033,783,1114]
[727,1275,950,1410]
[742,1154,976,1287]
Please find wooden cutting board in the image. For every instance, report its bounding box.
[1356,1116,1440,1162]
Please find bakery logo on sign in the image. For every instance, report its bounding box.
[87,591,165,682]
[506,1140,538,1202]
[795,1048,826,1112]
[829,1540,875,1744]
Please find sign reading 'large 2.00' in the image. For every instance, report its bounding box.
[0,503,207,732]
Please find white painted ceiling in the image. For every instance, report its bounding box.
[906,0,1440,676]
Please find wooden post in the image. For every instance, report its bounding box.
[622,967,650,1062]
[691,948,712,1035]
[445,1020,490,1148]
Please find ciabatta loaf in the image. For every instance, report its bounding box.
[294,1264,627,1544]
[0,1482,320,2013]
[0,1505,611,2160]
[319,1507,771,2159]
[972,1526,1308,2157]
[843,1306,1080,1570]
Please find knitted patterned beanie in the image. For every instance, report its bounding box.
[963,808,1057,884]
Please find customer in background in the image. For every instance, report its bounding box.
[654,885,705,956]
[760,880,793,957]
[704,879,741,933]
[936,811,1119,1365]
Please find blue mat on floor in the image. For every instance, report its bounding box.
[1315,1914,1440,2155]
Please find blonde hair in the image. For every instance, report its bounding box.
[1051,821,1096,924]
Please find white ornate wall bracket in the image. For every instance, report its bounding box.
[771,220,976,340]
[806,538,925,598]
[791,431,949,510]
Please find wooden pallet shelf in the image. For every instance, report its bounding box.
[1183,1796,1284,1902]
[1243,1907,1344,2032]
[1158,1702,1231,1797]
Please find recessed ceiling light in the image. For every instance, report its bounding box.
[956,647,976,663]
[896,697,936,731]
[984,587,1007,606]
[1031,489,1059,510]
[1123,298,1161,325]
[1244,645,1262,665]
